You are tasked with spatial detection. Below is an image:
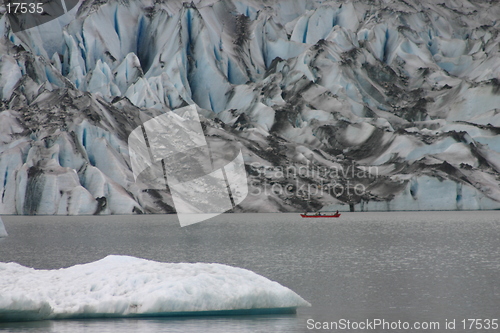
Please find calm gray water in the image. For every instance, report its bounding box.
[0,211,499,332]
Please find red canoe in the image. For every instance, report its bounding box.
[301,213,341,218]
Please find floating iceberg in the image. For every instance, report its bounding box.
[0,217,6,237]
[0,255,310,321]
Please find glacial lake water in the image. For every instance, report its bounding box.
[0,211,499,332]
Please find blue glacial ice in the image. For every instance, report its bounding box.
[1,0,500,214]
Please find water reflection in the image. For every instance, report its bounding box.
[0,211,499,332]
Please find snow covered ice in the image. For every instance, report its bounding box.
[0,255,310,321]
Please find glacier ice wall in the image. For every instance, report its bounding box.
[0,0,500,214]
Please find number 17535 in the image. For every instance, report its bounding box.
[462,319,498,330]
[6,2,44,14]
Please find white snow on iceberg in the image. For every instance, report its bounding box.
[0,255,310,321]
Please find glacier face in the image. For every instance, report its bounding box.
[0,255,310,321]
[0,0,499,214]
